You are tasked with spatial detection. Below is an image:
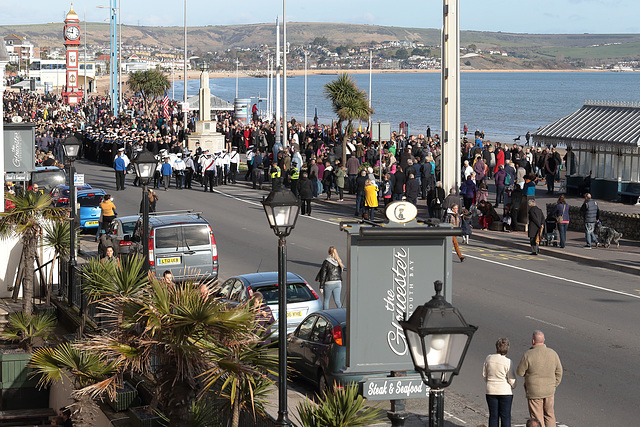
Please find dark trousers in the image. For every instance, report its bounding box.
[348,174,357,194]
[245,163,253,180]
[337,187,344,200]
[463,196,473,210]
[204,170,215,191]
[355,191,365,215]
[546,172,555,193]
[185,169,193,188]
[252,169,264,189]
[229,163,238,183]
[216,166,223,185]
[486,394,513,427]
[496,185,505,205]
[115,170,125,190]
[162,175,171,190]
[301,198,312,215]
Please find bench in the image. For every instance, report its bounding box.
[0,408,55,426]
[618,182,640,205]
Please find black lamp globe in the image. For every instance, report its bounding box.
[133,149,158,184]
[62,136,82,161]
[400,280,477,389]
[261,189,300,238]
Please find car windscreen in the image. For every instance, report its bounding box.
[255,283,315,304]
[182,225,210,247]
[33,170,66,188]
[78,194,104,207]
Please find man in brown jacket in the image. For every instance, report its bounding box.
[516,330,563,427]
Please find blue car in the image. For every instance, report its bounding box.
[77,189,106,230]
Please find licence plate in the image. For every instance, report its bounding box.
[286,311,302,318]
[86,221,99,226]
[158,257,181,265]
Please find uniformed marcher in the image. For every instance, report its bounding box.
[202,153,215,192]
[184,152,195,189]
[113,148,127,191]
[173,153,186,189]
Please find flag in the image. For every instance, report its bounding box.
[162,91,169,118]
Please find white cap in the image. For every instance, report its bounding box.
[118,148,125,152]
[177,153,182,157]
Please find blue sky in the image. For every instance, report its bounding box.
[5,0,639,34]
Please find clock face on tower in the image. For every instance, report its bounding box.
[65,25,80,41]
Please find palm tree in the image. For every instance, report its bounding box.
[324,73,373,165]
[128,69,171,118]
[0,191,67,315]
[31,256,264,425]
[41,221,73,306]
[1,311,56,353]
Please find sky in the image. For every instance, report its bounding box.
[3,0,640,34]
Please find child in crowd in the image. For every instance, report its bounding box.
[461,208,473,244]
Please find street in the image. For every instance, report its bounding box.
[77,160,640,426]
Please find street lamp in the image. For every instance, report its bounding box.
[400,280,477,427]
[261,188,300,426]
[132,150,158,271]
[62,136,82,306]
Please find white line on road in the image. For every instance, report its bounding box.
[212,188,341,226]
[444,411,466,423]
[525,316,567,330]
[464,253,640,301]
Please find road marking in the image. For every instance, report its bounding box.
[465,253,640,301]
[525,316,567,330]
[444,411,466,423]
[212,188,338,225]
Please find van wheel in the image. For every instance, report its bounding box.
[318,371,329,395]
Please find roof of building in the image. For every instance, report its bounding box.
[533,101,640,146]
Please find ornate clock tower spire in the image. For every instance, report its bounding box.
[62,1,82,104]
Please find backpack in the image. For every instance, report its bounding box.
[504,172,512,186]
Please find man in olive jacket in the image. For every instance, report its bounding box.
[516,330,563,427]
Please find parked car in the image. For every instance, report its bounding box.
[130,213,218,282]
[77,188,106,231]
[31,166,67,193]
[287,308,386,393]
[98,215,140,258]
[50,184,93,207]
[215,272,322,339]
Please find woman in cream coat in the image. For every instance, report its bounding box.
[483,338,517,427]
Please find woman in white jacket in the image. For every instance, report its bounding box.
[483,337,517,427]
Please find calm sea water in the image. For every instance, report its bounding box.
[172,72,640,143]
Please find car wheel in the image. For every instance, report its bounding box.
[317,370,329,395]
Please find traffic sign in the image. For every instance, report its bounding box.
[181,102,190,112]
[371,122,390,142]
[74,174,85,186]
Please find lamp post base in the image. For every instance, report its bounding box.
[428,388,444,427]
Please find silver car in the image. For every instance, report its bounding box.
[216,272,323,339]
[98,215,140,258]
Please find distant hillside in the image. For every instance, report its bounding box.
[3,22,640,66]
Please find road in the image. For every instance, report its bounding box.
[77,160,640,426]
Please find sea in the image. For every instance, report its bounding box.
[172,71,640,144]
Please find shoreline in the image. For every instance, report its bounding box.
[95,67,610,94]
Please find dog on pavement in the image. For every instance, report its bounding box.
[595,222,623,248]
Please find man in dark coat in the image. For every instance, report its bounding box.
[528,199,545,255]
[392,166,407,201]
[405,173,420,205]
[298,172,314,216]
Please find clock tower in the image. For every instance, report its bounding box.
[62,2,82,104]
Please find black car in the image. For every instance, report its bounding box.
[287,308,385,393]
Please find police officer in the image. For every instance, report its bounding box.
[290,166,300,198]
[270,164,282,191]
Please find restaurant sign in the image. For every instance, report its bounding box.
[4,123,36,173]
[360,375,429,401]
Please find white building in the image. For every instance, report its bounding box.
[28,58,96,93]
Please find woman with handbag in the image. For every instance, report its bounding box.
[552,194,570,248]
[315,246,344,310]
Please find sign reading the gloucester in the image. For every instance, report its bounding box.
[340,218,459,374]
[360,375,430,401]
[4,123,36,173]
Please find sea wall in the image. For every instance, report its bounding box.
[546,204,640,241]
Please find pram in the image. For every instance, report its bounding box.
[543,218,559,247]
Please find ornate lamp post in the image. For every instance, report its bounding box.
[132,150,158,271]
[261,188,300,426]
[62,136,81,306]
[400,280,477,427]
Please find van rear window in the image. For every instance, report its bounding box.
[182,225,210,247]
[155,227,180,249]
